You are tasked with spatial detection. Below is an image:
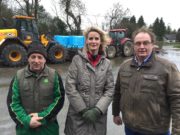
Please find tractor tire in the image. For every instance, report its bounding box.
[47,44,67,63]
[1,44,27,67]
[123,41,133,57]
[106,45,116,59]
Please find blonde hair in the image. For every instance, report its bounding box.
[83,26,110,54]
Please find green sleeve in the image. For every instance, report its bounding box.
[10,76,31,129]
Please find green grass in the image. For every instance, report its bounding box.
[156,41,180,48]
[172,42,180,48]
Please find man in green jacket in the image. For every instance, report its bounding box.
[7,44,65,135]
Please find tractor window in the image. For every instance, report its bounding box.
[14,19,34,32]
[21,19,38,34]
[20,19,35,33]
[26,20,32,32]
[32,20,39,35]
[14,19,21,30]
[117,31,125,39]
[21,20,27,31]
[109,31,126,40]
[109,32,116,39]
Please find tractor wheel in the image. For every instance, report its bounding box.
[1,44,27,67]
[47,44,67,63]
[106,45,116,59]
[123,41,133,57]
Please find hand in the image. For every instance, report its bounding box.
[82,107,101,123]
[29,113,38,117]
[113,116,123,125]
[29,116,43,128]
[79,108,88,116]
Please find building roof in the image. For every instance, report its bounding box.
[164,34,176,40]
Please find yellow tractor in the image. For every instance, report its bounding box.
[0,15,66,67]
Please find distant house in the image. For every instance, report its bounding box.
[163,34,176,43]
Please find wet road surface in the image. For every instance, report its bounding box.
[1,46,180,135]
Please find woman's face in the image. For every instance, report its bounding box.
[86,31,101,54]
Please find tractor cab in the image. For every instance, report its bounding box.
[107,28,133,58]
[12,15,39,45]
[109,29,127,45]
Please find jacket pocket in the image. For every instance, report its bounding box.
[120,72,132,90]
[140,74,160,94]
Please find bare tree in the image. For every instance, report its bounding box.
[0,0,2,17]
[0,0,14,17]
[34,0,39,19]
[50,0,60,18]
[59,0,86,35]
[14,0,41,19]
[105,2,130,29]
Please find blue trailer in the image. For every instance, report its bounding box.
[53,35,85,60]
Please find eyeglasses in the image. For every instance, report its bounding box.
[134,41,152,46]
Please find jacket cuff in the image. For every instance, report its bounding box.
[38,113,47,125]
[23,115,31,129]
[95,106,103,115]
[40,119,47,125]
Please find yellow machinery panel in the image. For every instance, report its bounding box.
[0,29,18,42]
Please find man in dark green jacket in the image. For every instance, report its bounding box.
[7,44,65,135]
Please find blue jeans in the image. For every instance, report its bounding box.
[125,126,170,135]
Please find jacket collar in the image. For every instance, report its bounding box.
[131,52,156,69]
[78,50,106,62]
[24,65,48,78]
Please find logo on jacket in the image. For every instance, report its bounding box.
[43,78,49,83]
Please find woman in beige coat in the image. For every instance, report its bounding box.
[64,26,114,135]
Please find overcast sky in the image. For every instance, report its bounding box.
[40,0,179,30]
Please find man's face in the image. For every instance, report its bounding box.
[28,53,46,72]
[133,32,154,61]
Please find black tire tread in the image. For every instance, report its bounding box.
[1,44,27,67]
[47,44,67,63]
